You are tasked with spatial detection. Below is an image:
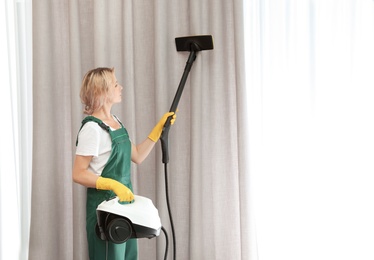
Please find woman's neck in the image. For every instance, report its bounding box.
[92,106,112,121]
[92,106,121,130]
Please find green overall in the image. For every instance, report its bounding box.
[78,116,138,260]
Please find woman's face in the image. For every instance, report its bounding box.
[107,73,123,104]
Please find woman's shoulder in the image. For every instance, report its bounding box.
[79,121,102,136]
[82,120,101,128]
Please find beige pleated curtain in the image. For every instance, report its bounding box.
[29,0,251,259]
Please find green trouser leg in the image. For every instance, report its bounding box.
[87,224,138,260]
[86,189,138,260]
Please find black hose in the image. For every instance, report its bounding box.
[161,226,169,260]
[164,163,176,260]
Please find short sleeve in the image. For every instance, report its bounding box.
[76,122,101,157]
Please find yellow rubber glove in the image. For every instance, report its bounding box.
[96,177,134,202]
[148,111,177,142]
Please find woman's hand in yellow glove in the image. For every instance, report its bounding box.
[96,177,134,202]
[148,111,177,142]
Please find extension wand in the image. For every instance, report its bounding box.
[160,35,214,164]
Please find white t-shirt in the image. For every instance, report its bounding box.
[75,121,115,176]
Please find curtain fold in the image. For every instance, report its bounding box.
[29,0,251,259]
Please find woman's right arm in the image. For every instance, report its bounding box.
[72,155,99,188]
[73,154,134,202]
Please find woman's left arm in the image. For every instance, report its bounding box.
[131,139,156,164]
[131,111,176,164]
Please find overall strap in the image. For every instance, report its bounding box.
[112,114,125,129]
[75,116,110,146]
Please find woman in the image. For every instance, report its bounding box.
[73,67,175,259]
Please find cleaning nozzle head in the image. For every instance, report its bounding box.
[175,35,214,52]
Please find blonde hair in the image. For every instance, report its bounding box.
[80,67,115,115]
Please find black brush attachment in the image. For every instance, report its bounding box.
[175,35,214,52]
